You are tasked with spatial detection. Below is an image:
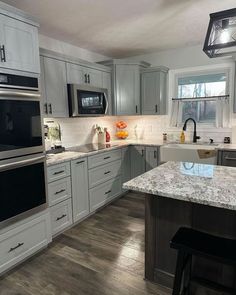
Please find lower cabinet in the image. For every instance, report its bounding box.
[71,158,90,222]
[121,147,131,191]
[50,199,73,236]
[89,177,122,213]
[131,145,146,178]
[145,146,160,171]
[0,211,51,275]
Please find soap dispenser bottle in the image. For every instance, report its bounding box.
[180,130,185,144]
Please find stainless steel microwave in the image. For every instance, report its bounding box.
[67,84,108,117]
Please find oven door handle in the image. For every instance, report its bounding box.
[0,155,45,171]
[0,89,41,99]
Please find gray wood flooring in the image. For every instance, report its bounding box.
[0,192,171,295]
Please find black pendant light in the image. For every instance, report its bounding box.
[203,8,236,58]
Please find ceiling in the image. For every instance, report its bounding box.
[1,0,236,58]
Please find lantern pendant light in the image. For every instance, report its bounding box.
[203,8,236,58]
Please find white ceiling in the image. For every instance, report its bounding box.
[1,0,236,58]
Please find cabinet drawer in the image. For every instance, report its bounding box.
[0,213,50,274]
[48,177,72,206]
[50,199,73,236]
[89,177,121,212]
[47,162,71,182]
[88,149,121,169]
[89,159,121,188]
[221,151,236,167]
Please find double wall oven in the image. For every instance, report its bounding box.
[0,72,47,228]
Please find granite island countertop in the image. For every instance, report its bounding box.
[123,161,236,211]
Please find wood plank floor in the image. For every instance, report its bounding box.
[0,192,171,295]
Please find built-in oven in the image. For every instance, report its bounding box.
[67,84,108,116]
[0,72,43,160]
[0,153,47,228]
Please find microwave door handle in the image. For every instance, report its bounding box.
[0,155,45,172]
[0,89,40,99]
[104,92,108,115]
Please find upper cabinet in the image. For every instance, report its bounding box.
[100,60,150,116]
[141,67,168,115]
[0,13,39,73]
[66,62,103,88]
[40,56,68,118]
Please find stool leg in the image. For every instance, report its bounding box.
[183,255,192,295]
[172,250,186,295]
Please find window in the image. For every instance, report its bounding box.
[170,68,230,127]
[177,72,227,123]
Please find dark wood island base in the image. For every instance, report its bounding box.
[144,193,236,294]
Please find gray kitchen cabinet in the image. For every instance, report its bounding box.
[145,146,160,171]
[131,145,146,178]
[0,13,40,73]
[100,60,150,115]
[71,158,90,222]
[41,56,68,117]
[66,62,103,87]
[121,147,131,191]
[102,71,112,115]
[66,62,84,84]
[141,67,168,115]
[218,150,236,167]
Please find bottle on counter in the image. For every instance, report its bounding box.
[180,131,185,144]
[105,128,111,143]
[163,133,168,143]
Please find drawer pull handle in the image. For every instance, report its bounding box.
[56,214,67,221]
[53,170,64,175]
[9,242,24,253]
[105,190,111,195]
[104,171,111,175]
[104,156,111,160]
[225,156,236,161]
[55,189,66,195]
[76,160,85,164]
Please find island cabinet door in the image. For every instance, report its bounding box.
[145,147,160,172]
[131,146,146,178]
[71,158,89,223]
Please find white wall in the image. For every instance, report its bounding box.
[39,34,109,63]
[126,44,235,69]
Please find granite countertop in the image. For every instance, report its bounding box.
[46,139,236,167]
[123,161,236,211]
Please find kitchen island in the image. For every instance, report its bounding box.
[123,161,236,293]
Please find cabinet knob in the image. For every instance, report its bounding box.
[0,45,6,62]
[136,105,138,113]
[154,150,157,159]
[155,104,158,113]
[141,149,144,157]
[84,74,87,83]
[87,74,90,84]
[44,103,48,114]
[48,103,52,114]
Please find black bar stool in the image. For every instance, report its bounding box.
[170,227,236,295]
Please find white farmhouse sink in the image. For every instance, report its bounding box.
[160,143,218,164]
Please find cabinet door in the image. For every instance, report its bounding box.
[86,68,103,88]
[0,14,39,73]
[43,57,68,117]
[145,147,159,171]
[131,146,146,178]
[221,151,236,167]
[71,158,89,222]
[102,71,112,115]
[39,56,48,117]
[66,63,85,84]
[115,64,140,115]
[141,71,167,115]
[121,147,131,191]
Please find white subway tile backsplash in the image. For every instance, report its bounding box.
[44,114,233,147]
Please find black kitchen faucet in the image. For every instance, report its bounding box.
[183,118,201,143]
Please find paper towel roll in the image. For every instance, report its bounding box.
[231,125,236,144]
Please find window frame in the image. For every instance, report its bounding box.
[168,63,234,130]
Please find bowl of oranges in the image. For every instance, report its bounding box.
[115,121,129,139]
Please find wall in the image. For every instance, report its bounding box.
[39,34,109,63]
[126,44,235,69]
